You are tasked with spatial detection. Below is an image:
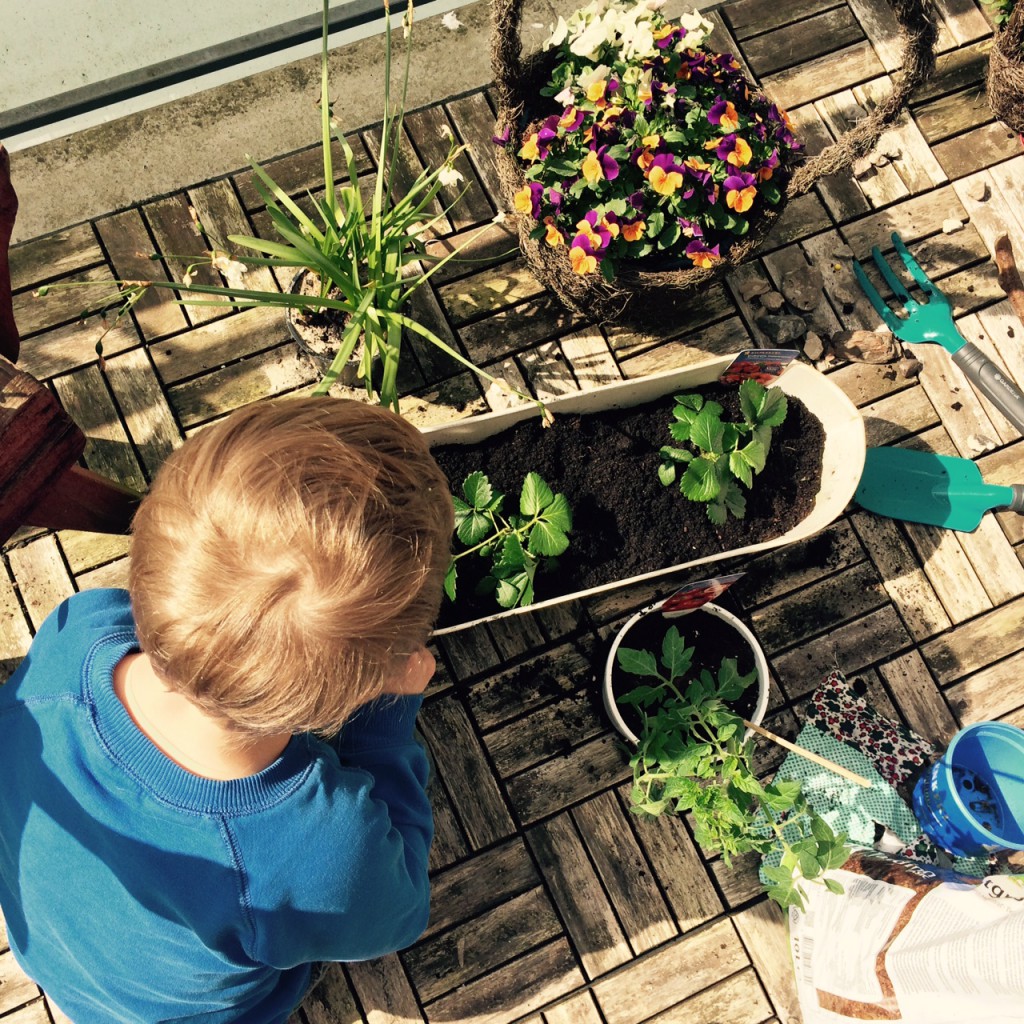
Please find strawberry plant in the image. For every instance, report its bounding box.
[657,379,788,524]
[445,471,572,610]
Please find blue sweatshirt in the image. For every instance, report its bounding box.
[0,588,433,1023]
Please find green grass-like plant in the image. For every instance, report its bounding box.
[445,471,572,610]
[617,623,849,910]
[657,378,788,523]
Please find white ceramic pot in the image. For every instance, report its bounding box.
[602,600,769,744]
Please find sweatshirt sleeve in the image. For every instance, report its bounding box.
[238,696,434,968]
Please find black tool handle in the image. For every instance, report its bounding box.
[952,343,1024,437]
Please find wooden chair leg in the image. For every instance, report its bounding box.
[23,465,140,535]
[0,144,19,364]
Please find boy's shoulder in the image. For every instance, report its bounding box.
[7,588,136,697]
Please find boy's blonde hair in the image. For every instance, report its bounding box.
[129,397,454,737]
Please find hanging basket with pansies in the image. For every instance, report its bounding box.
[987,2,1024,137]
[490,0,938,320]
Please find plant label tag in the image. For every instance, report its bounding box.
[719,349,799,385]
[660,572,745,615]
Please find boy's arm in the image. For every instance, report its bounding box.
[244,669,435,968]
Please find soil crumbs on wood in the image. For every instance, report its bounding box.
[432,384,824,627]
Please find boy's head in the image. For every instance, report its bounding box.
[129,397,454,737]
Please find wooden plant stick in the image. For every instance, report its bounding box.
[743,719,873,788]
[994,234,1024,330]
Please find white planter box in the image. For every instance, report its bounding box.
[425,354,865,636]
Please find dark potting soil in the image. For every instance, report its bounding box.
[608,607,761,739]
[432,382,824,629]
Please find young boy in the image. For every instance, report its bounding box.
[0,396,454,1023]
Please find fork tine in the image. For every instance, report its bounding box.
[870,245,913,304]
[891,232,938,296]
[852,258,904,333]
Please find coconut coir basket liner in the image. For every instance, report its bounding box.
[490,0,938,320]
[988,4,1024,136]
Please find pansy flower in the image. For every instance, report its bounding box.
[513,181,544,219]
[570,240,599,275]
[622,218,646,242]
[491,125,511,146]
[647,154,683,195]
[519,133,542,162]
[542,217,565,248]
[756,148,780,182]
[685,239,722,268]
[708,98,740,132]
[582,145,620,185]
[710,134,753,167]
[559,107,585,132]
[724,171,757,213]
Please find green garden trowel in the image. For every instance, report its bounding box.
[855,447,1024,532]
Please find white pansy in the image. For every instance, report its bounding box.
[576,63,612,93]
[569,16,611,60]
[678,11,713,46]
[545,15,569,48]
[554,85,575,106]
[440,123,453,141]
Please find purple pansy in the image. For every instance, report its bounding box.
[491,125,511,146]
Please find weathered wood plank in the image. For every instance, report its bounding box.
[921,594,1024,683]
[543,990,603,1024]
[760,41,886,111]
[726,0,842,39]
[187,179,279,296]
[931,121,1022,178]
[423,939,583,1024]
[103,346,182,479]
[506,735,630,824]
[527,812,631,978]
[749,561,890,655]
[903,520,992,621]
[143,195,223,325]
[591,919,748,1024]
[615,783,723,931]
[732,521,867,609]
[915,86,996,145]
[4,535,73,631]
[301,963,362,1024]
[763,245,844,340]
[427,777,469,874]
[346,955,421,1024]
[75,557,130,592]
[743,6,863,77]
[772,605,914,698]
[446,92,503,206]
[166,343,316,427]
[8,223,103,292]
[978,440,1024,545]
[149,307,290,385]
[645,967,774,1024]
[424,839,539,938]
[13,314,140,383]
[619,317,752,378]
[519,341,582,401]
[0,562,33,678]
[933,0,997,45]
[572,791,677,955]
[733,900,802,1024]
[560,328,622,390]
[418,695,516,849]
[839,185,970,257]
[437,259,546,325]
[878,649,959,746]
[405,887,562,1000]
[95,208,190,340]
[404,107,494,230]
[0,949,43,1016]
[362,124,450,233]
[850,510,952,640]
[436,621,502,680]
[860,384,940,446]
[946,650,1024,722]
[13,264,121,338]
[51,366,146,491]
[57,530,130,576]
[485,693,606,777]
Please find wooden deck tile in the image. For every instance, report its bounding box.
[5,536,74,630]
[0,563,34,680]
[742,6,863,78]
[95,208,190,340]
[13,314,140,383]
[8,223,103,292]
[945,650,1024,723]
[921,594,1024,683]
[591,919,748,1024]
[878,649,958,746]
[733,900,801,1024]
[346,955,420,1024]
[0,949,43,1016]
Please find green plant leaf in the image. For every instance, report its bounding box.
[689,406,725,453]
[443,561,457,601]
[520,472,555,516]
[658,461,677,486]
[660,626,692,681]
[541,492,572,532]
[617,647,661,678]
[456,510,492,546]
[720,479,747,520]
[728,450,754,489]
[736,437,768,476]
[681,457,722,503]
[496,533,529,570]
[823,877,845,896]
[528,521,570,557]
[463,471,494,510]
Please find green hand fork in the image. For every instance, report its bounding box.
[853,231,1024,436]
